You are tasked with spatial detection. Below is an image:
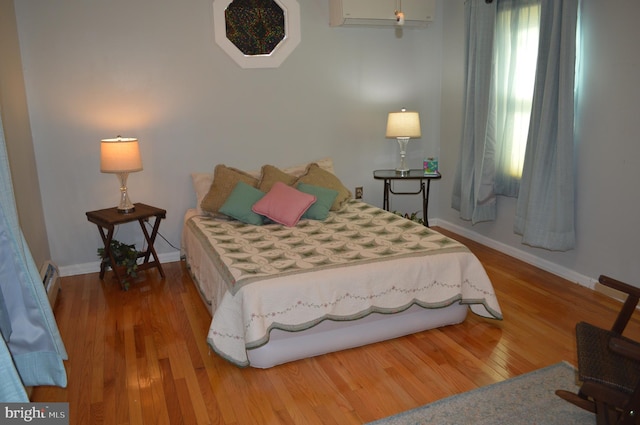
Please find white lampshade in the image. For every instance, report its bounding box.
[386,110,421,138]
[100,137,143,173]
[100,136,142,213]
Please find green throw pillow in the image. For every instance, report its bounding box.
[297,183,339,220]
[218,181,265,225]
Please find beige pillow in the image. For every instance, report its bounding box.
[200,164,259,215]
[296,163,351,211]
[258,165,298,192]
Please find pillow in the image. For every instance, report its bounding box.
[252,182,316,227]
[297,183,339,220]
[192,159,335,213]
[296,163,352,210]
[248,157,336,179]
[200,165,259,216]
[191,172,214,215]
[258,165,297,192]
[218,182,266,225]
[281,157,335,177]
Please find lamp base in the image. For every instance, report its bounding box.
[396,137,410,176]
[117,205,136,214]
[116,172,136,214]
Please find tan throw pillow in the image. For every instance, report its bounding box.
[296,163,351,211]
[258,165,298,192]
[200,164,259,215]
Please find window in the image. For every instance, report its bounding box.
[493,1,540,196]
[212,0,301,69]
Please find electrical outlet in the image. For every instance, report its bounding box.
[355,186,363,199]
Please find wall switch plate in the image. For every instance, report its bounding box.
[355,187,363,199]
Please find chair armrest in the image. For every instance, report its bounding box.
[599,275,640,334]
[610,336,640,362]
[599,275,640,299]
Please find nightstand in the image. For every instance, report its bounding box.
[86,203,166,287]
[373,169,441,226]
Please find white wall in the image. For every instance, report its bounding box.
[14,0,444,273]
[438,0,640,288]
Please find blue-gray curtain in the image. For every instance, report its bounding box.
[0,109,68,401]
[453,0,577,251]
[451,0,498,224]
[514,0,578,250]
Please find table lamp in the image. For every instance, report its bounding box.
[100,136,143,214]
[386,108,421,175]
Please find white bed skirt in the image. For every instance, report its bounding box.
[246,302,467,368]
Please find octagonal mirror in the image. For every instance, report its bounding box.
[213,0,301,69]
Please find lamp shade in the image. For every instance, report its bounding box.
[100,137,143,173]
[386,110,421,138]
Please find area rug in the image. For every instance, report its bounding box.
[367,362,595,425]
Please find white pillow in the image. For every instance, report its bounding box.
[191,172,214,215]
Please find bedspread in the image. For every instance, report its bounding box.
[186,201,503,366]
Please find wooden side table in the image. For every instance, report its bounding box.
[86,203,166,287]
[373,169,442,227]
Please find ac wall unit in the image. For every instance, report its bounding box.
[329,0,435,28]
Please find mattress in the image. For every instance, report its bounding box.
[182,201,502,368]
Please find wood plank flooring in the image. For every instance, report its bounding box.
[31,228,640,424]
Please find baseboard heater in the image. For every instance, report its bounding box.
[40,260,61,308]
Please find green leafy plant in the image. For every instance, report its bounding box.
[97,240,140,290]
[392,210,425,226]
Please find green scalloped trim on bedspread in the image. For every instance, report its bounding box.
[187,200,470,295]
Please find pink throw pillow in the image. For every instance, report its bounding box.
[252,181,317,227]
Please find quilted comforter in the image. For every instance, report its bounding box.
[185,201,502,366]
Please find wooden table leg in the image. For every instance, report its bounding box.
[137,216,165,278]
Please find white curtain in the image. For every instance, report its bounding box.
[514,0,578,250]
[0,108,68,401]
[493,0,540,197]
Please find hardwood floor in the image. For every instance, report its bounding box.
[32,228,640,424]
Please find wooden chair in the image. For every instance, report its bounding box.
[557,275,640,425]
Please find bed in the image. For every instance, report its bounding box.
[182,159,502,368]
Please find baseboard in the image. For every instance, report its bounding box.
[431,218,597,291]
[593,282,627,302]
[59,251,182,277]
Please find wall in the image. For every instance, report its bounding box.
[13,0,444,274]
[438,0,640,288]
[0,0,50,267]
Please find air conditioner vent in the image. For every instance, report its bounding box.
[40,260,61,308]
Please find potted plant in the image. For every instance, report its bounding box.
[97,239,140,290]
[392,210,426,226]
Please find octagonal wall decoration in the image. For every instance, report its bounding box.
[213,0,301,69]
